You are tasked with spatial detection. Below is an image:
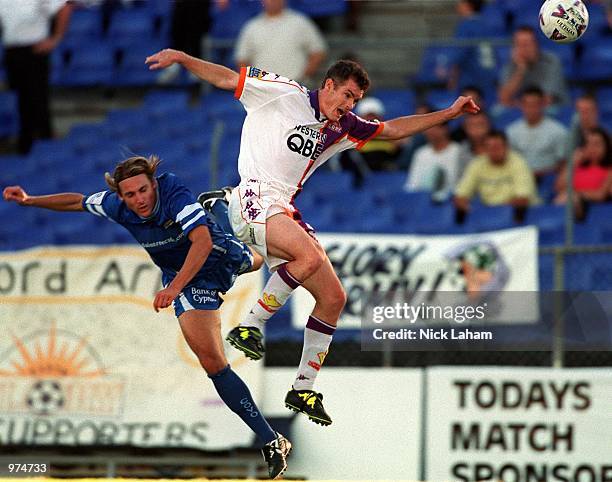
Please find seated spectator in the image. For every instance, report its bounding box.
[506,86,568,178]
[457,111,492,173]
[554,127,612,219]
[454,130,539,222]
[397,103,433,171]
[498,26,569,107]
[405,122,461,202]
[328,96,401,187]
[354,97,403,171]
[567,93,601,155]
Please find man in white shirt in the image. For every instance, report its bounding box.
[0,0,73,154]
[506,86,568,177]
[405,122,462,201]
[234,0,327,84]
[145,48,479,426]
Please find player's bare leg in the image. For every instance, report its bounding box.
[284,256,345,426]
[228,213,326,360]
[179,310,291,478]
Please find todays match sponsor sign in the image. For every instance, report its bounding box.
[0,246,262,450]
[425,367,612,482]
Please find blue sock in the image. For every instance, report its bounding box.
[210,200,233,234]
[209,365,276,444]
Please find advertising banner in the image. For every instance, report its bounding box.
[0,246,263,450]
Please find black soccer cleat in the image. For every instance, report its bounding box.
[197,186,233,211]
[284,388,332,426]
[262,432,292,479]
[226,326,265,361]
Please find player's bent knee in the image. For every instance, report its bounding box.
[328,287,347,315]
[196,350,227,375]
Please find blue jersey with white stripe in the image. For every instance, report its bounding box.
[82,173,250,293]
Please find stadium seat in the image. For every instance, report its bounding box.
[55,41,115,86]
[0,91,18,138]
[210,0,260,40]
[143,90,191,117]
[575,40,612,82]
[538,253,554,291]
[107,9,157,44]
[541,44,576,79]
[61,8,103,47]
[289,0,347,18]
[425,89,459,111]
[492,107,522,131]
[366,89,415,119]
[537,173,557,203]
[112,41,165,86]
[466,204,515,233]
[414,46,461,86]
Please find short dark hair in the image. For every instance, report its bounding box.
[322,60,370,92]
[486,130,507,143]
[461,85,484,98]
[515,25,537,37]
[461,0,484,13]
[105,155,161,193]
[521,85,545,98]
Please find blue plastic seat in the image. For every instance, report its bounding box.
[107,10,157,44]
[366,89,415,120]
[289,0,347,18]
[0,91,18,138]
[61,8,103,47]
[112,40,165,86]
[210,0,260,40]
[425,89,458,111]
[467,204,515,232]
[575,40,612,82]
[143,90,191,116]
[56,41,115,86]
[492,107,522,131]
[414,46,460,86]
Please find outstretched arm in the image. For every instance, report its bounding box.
[153,225,213,312]
[145,49,239,91]
[3,186,84,211]
[378,96,480,141]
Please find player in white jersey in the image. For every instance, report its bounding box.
[146,49,480,426]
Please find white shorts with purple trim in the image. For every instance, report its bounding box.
[228,179,316,270]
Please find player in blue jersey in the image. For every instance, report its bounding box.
[2,155,290,479]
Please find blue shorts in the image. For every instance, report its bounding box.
[162,239,254,318]
[173,281,223,317]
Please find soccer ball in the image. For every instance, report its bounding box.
[539,0,589,43]
[26,379,65,416]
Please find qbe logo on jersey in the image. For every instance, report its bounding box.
[287,125,327,160]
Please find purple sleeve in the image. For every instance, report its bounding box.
[346,112,385,149]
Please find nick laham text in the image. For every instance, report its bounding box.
[371,328,493,341]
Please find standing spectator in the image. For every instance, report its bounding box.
[457,110,492,172]
[506,86,568,178]
[234,0,327,84]
[568,93,601,155]
[454,130,538,221]
[405,122,462,202]
[0,0,73,154]
[554,127,612,219]
[158,0,212,84]
[498,26,569,107]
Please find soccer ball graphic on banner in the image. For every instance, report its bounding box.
[539,0,589,43]
[27,379,65,416]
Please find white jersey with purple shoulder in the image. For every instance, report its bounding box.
[234,66,384,197]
